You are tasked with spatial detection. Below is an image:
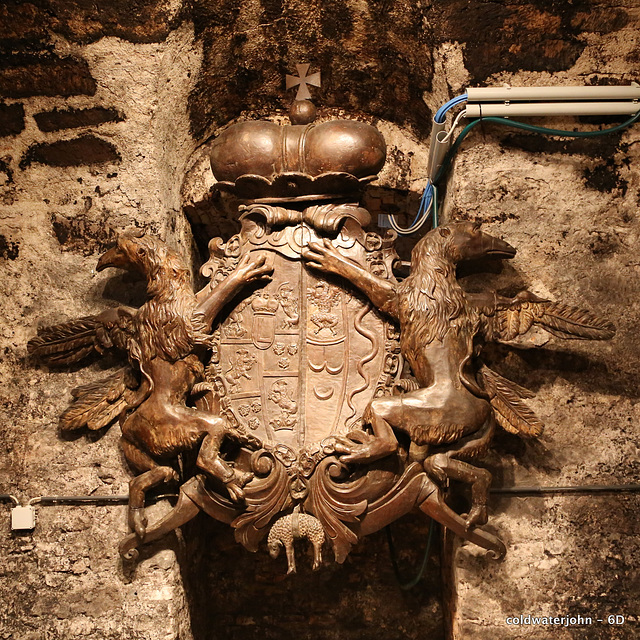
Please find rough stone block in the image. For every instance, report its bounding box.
[0,2,49,43]
[0,156,12,184]
[0,234,19,260]
[49,212,116,256]
[44,0,175,44]
[0,55,96,98]
[21,136,120,168]
[34,107,125,132]
[0,102,24,136]
[0,0,174,45]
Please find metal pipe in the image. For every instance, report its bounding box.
[467,84,640,102]
[29,495,129,505]
[8,486,639,507]
[491,484,640,496]
[466,102,639,118]
[27,494,178,506]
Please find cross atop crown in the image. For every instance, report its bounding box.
[286,63,321,101]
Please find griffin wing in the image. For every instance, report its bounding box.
[478,365,544,438]
[28,307,136,366]
[479,291,615,342]
[60,367,141,431]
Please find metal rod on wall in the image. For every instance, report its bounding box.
[491,484,640,495]
[3,485,639,508]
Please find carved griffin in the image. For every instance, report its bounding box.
[27,218,616,572]
[28,232,272,538]
[303,221,615,528]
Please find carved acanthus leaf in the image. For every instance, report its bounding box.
[232,451,292,552]
[305,457,368,563]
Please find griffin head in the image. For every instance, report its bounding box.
[413,221,516,265]
[97,233,167,274]
[96,233,191,285]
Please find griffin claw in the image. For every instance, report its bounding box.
[129,507,148,540]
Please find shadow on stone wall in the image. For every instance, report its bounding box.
[178,512,444,640]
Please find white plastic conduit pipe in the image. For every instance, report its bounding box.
[466,83,640,117]
[466,84,640,102]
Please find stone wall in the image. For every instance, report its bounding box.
[1,1,638,639]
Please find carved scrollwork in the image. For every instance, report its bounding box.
[239,201,371,234]
[305,456,368,563]
[232,449,292,552]
[25,92,620,578]
[201,234,243,283]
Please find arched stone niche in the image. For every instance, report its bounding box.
[1,1,639,639]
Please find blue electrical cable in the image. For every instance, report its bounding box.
[396,102,640,236]
[432,183,438,228]
[434,93,468,123]
[390,94,467,234]
[387,182,435,235]
[409,181,433,227]
[411,96,466,233]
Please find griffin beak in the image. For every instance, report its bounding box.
[482,234,517,260]
[96,245,128,271]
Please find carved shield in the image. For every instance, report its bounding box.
[208,209,401,453]
[197,205,405,560]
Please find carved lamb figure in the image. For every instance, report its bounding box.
[267,511,325,574]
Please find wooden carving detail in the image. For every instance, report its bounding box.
[28,233,272,539]
[303,222,615,532]
[29,152,616,573]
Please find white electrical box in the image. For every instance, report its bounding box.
[11,505,36,531]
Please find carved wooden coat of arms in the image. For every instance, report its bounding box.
[28,95,615,574]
